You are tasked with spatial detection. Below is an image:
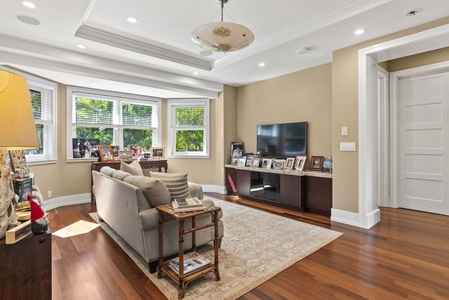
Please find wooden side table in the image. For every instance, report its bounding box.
[156,203,221,300]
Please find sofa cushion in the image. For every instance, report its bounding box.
[149,172,190,200]
[123,175,171,207]
[100,166,115,177]
[112,170,131,181]
[121,160,144,176]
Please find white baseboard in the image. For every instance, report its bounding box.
[42,193,91,211]
[331,208,381,229]
[331,208,360,227]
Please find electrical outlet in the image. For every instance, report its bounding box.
[48,190,52,198]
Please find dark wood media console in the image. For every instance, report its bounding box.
[225,165,332,216]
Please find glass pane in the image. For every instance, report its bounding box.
[30,89,42,120]
[24,124,43,155]
[175,130,204,152]
[75,97,113,124]
[123,128,153,151]
[175,107,204,126]
[122,103,152,127]
[76,127,113,145]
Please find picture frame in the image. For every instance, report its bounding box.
[251,158,260,168]
[231,142,245,159]
[237,157,246,166]
[118,150,133,161]
[285,157,295,170]
[272,159,285,170]
[72,138,100,159]
[98,145,115,162]
[295,156,307,172]
[8,150,28,172]
[150,147,165,159]
[310,156,324,171]
[262,158,272,169]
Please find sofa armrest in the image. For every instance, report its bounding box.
[139,208,159,231]
[188,182,203,199]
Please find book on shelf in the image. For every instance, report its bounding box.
[168,252,210,275]
[172,197,204,212]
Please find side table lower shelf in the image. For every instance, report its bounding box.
[156,204,221,300]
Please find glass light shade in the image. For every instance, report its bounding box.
[192,21,254,52]
[0,70,39,149]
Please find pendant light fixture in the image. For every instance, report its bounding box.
[191,0,254,53]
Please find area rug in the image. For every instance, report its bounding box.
[90,198,342,300]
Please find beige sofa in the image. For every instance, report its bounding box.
[92,166,224,273]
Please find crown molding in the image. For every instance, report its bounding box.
[75,25,215,71]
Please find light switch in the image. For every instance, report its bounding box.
[341,126,348,136]
[340,142,356,151]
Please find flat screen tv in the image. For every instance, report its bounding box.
[256,121,308,157]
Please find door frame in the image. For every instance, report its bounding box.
[390,61,449,209]
[357,23,449,228]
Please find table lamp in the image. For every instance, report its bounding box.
[0,70,39,239]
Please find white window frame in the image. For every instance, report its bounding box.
[168,99,210,158]
[66,86,161,161]
[0,66,57,164]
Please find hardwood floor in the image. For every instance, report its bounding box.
[49,193,449,300]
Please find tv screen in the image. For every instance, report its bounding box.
[256,122,308,157]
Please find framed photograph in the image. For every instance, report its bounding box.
[251,158,260,168]
[8,150,28,172]
[118,150,133,161]
[245,153,254,167]
[150,147,165,159]
[262,158,272,169]
[295,156,307,172]
[231,158,239,165]
[285,157,295,170]
[231,142,245,159]
[272,159,285,170]
[72,138,100,158]
[237,157,246,166]
[98,145,115,162]
[310,156,324,171]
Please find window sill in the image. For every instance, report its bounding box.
[66,158,99,163]
[27,159,58,166]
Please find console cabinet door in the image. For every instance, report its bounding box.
[280,175,304,209]
[305,177,332,215]
[236,169,251,196]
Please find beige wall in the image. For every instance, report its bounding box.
[332,16,449,213]
[387,47,449,72]
[236,63,333,158]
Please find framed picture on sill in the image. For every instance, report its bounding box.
[150,147,165,159]
[295,156,307,172]
[285,157,295,170]
[273,159,285,170]
[262,158,272,169]
[310,156,324,171]
[237,157,246,167]
[98,145,115,162]
[251,158,261,168]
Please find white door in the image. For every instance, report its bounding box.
[397,71,449,215]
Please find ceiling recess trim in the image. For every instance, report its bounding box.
[75,25,215,71]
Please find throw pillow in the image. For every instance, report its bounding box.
[123,175,171,207]
[121,160,143,176]
[112,170,131,181]
[149,172,190,200]
[99,166,115,177]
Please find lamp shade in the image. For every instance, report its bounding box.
[0,70,39,149]
[192,21,254,52]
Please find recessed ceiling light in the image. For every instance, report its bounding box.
[355,29,365,35]
[193,72,200,76]
[127,17,138,23]
[259,62,266,67]
[22,1,36,8]
[90,82,97,86]
[16,15,40,25]
[77,44,87,49]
